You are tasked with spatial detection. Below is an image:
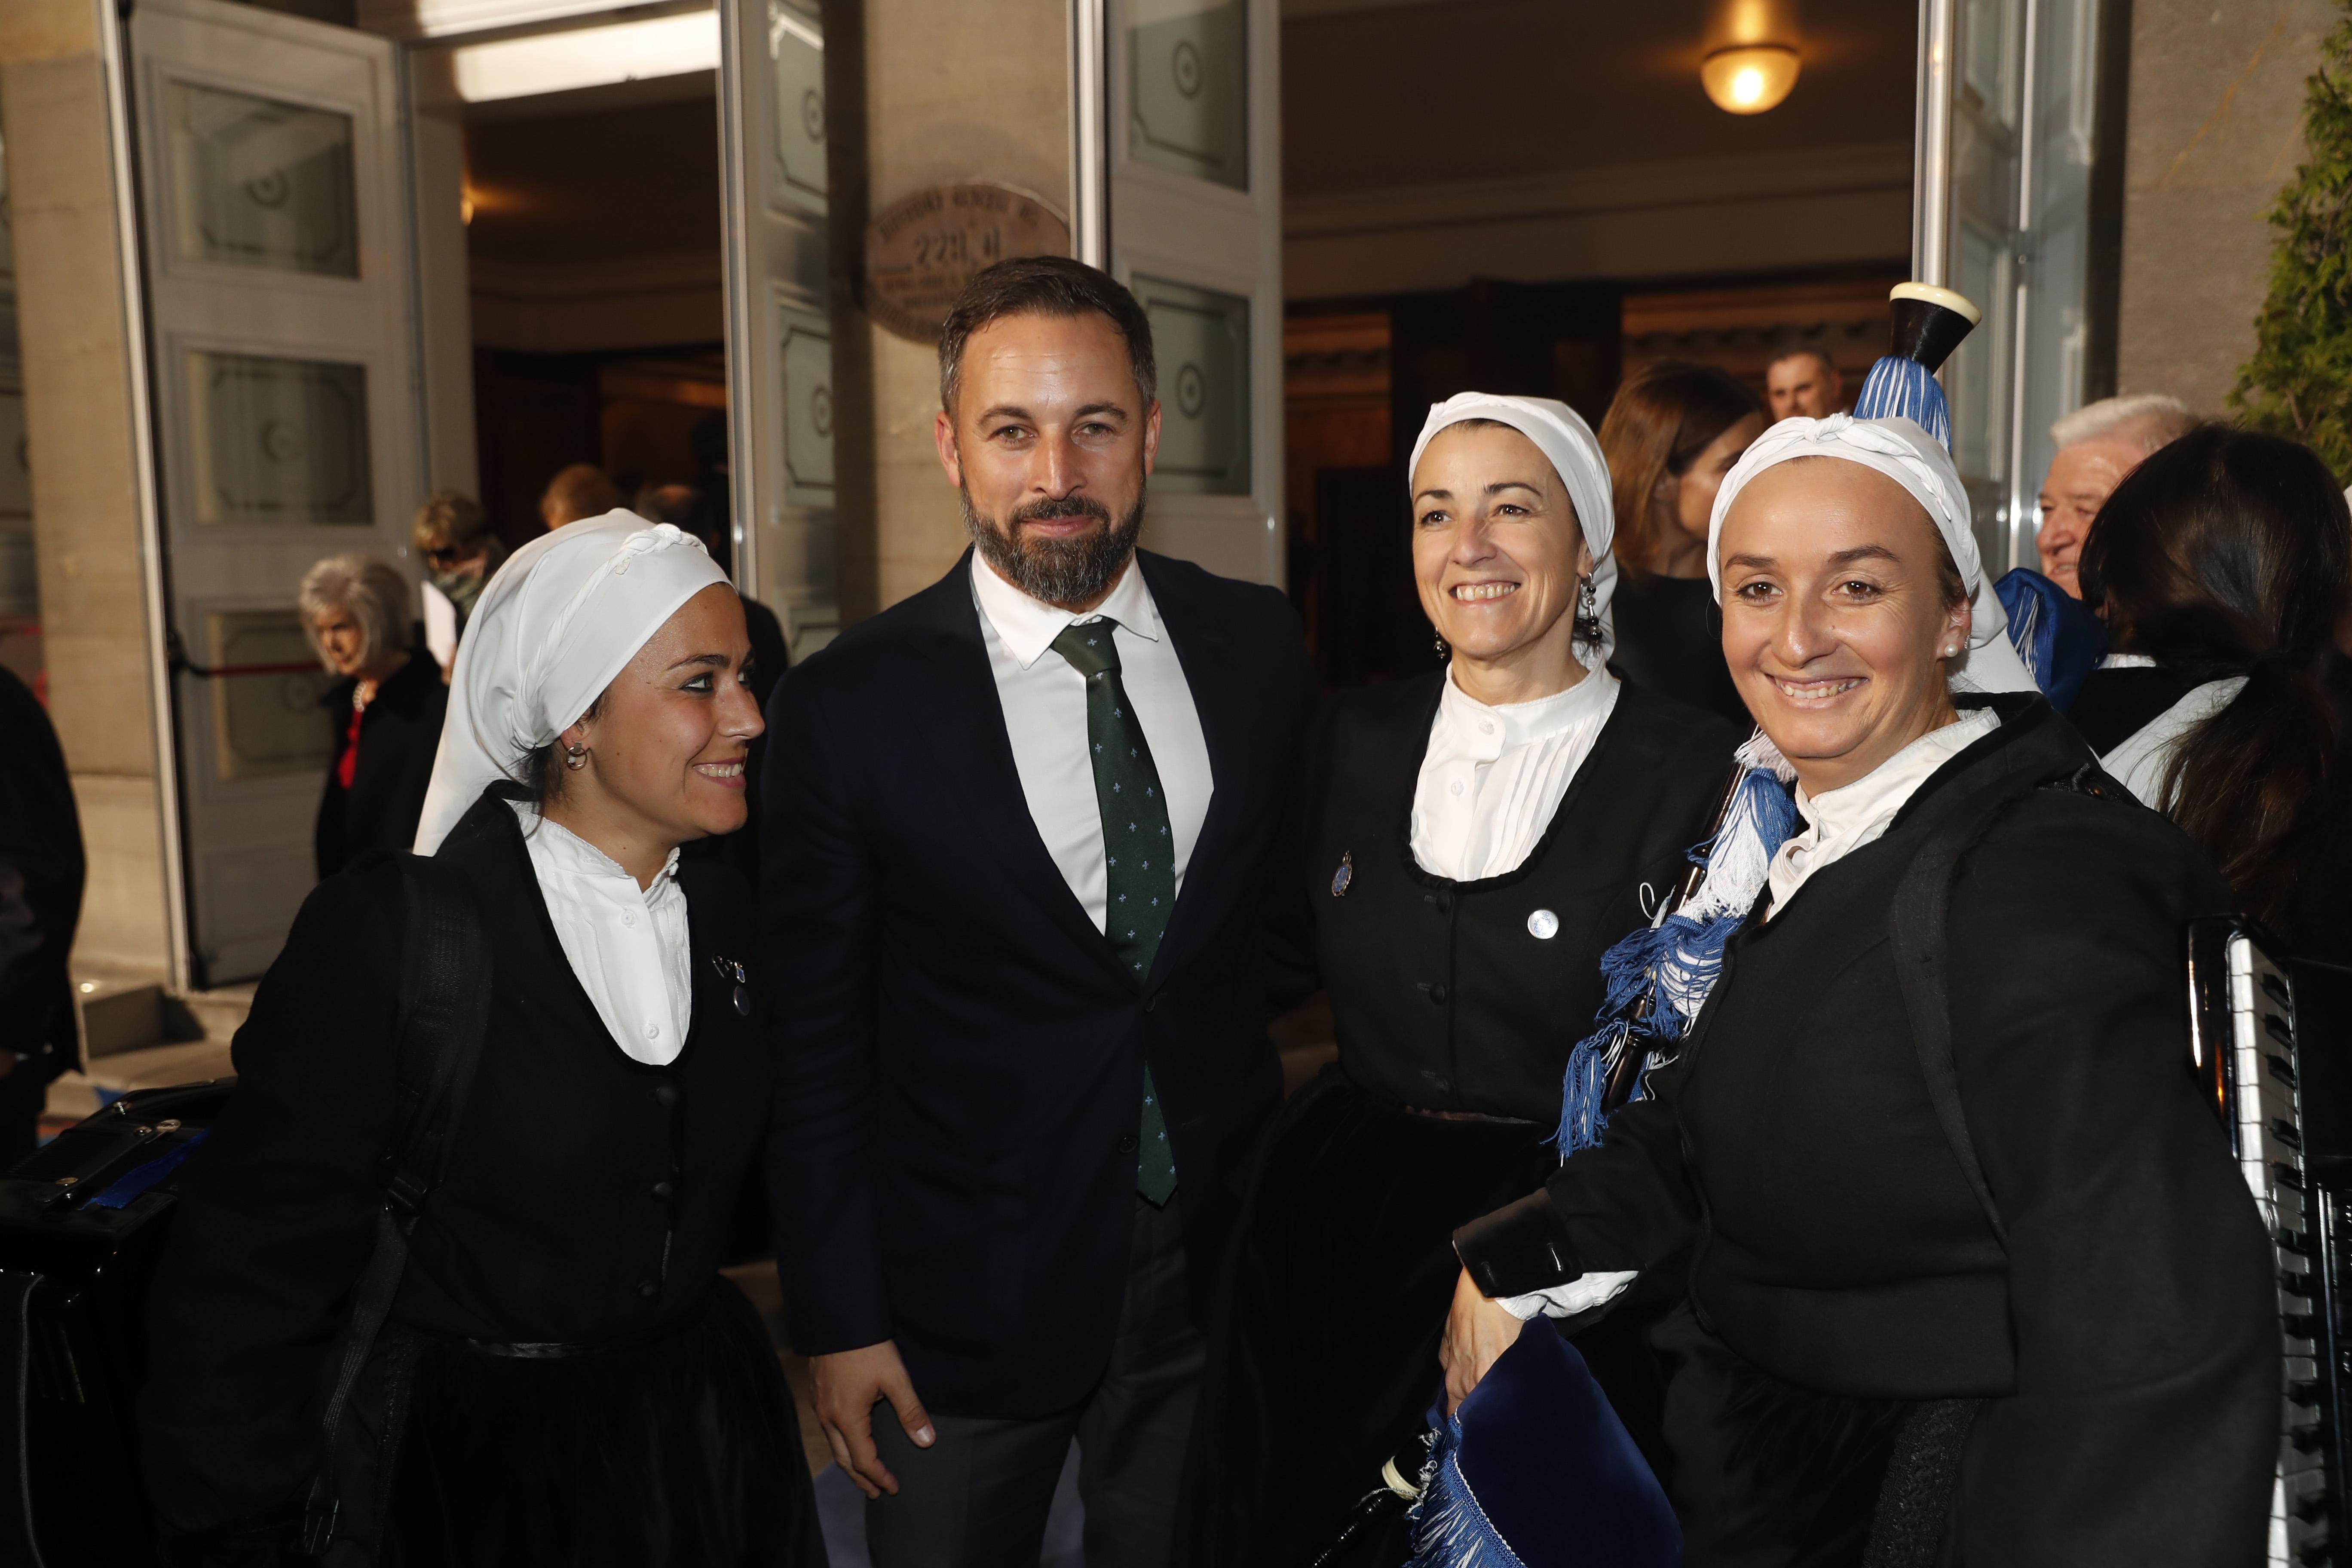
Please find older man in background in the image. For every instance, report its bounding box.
[2034,394,2198,597]
[1764,348,1844,420]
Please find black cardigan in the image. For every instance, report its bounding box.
[314,646,449,877]
[141,787,772,1533]
[1268,672,1743,1120]
[1458,695,2278,1565]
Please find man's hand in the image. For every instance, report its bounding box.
[811,1339,935,1498]
[1438,1266,1525,1415]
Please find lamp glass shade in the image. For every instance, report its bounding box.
[1701,45,1799,113]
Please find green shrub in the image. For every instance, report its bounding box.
[2232,0,2352,481]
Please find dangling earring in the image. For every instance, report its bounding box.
[1573,575,1602,647]
[1433,630,1449,661]
[564,740,589,771]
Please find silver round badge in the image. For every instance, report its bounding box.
[1526,908,1559,940]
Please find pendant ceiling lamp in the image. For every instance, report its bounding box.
[1701,0,1801,115]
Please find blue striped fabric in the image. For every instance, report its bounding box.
[1853,356,1952,451]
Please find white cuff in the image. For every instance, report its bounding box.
[1496,1269,1638,1321]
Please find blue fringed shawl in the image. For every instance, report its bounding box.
[1556,734,1798,1155]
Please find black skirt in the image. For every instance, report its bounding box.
[1180,1068,1664,1568]
[1651,1304,1910,1568]
[383,1277,826,1567]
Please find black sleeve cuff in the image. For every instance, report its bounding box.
[1453,1189,1583,1298]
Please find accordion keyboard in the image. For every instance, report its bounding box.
[2190,916,2330,1566]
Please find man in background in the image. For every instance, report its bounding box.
[1765,348,1844,420]
[0,663,83,1163]
[2034,394,2199,597]
[632,483,790,707]
[538,463,623,530]
[412,490,505,677]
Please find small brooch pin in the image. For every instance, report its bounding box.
[1331,851,1353,898]
[712,955,753,1017]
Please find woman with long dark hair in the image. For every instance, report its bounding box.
[2073,424,2352,942]
[1598,361,1767,724]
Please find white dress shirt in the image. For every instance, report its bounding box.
[1410,667,1621,882]
[1765,707,2002,919]
[969,554,1214,929]
[507,800,694,1066]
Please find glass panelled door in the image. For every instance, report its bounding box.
[719,0,836,660]
[1102,0,1283,586]
[1921,0,2104,573]
[130,0,424,982]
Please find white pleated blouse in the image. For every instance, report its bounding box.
[1409,667,1622,882]
[507,800,695,1066]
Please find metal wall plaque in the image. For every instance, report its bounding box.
[862,184,1070,343]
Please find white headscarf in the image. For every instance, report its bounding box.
[1409,393,1617,667]
[1705,414,2037,694]
[413,510,732,853]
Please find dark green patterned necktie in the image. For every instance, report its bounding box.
[1050,619,1179,1206]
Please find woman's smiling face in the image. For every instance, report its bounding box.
[1716,458,1969,795]
[1412,422,1593,668]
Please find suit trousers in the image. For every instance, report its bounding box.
[866,1194,1204,1568]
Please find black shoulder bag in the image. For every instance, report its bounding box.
[1864,761,2122,1568]
[300,855,492,1565]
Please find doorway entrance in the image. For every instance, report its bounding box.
[118,0,830,984]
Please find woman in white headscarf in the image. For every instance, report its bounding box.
[141,514,827,1566]
[1439,414,2278,1566]
[1178,396,1744,1567]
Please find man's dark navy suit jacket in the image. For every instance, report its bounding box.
[761,547,1316,1418]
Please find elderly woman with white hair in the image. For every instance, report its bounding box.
[300,553,447,879]
[1438,405,2278,1565]
[1179,396,1742,1566]
[142,516,822,1565]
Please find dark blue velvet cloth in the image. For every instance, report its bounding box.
[1994,567,2107,712]
[1411,1322,1681,1568]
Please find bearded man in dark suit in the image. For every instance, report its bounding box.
[762,255,1313,1566]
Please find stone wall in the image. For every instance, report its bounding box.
[0,0,179,975]
[852,0,1070,612]
[2118,0,2334,416]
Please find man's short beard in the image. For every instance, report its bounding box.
[961,483,1147,608]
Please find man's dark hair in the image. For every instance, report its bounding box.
[937,255,1157,416]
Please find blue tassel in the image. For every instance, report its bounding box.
[1555,766,1800,1155]
[1853,355,1952,451]
[1405,1409,1525,1568]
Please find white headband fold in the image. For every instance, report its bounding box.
[413,511,731,853]
[1409,393,1618,668]
[1705,414,2037,694]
